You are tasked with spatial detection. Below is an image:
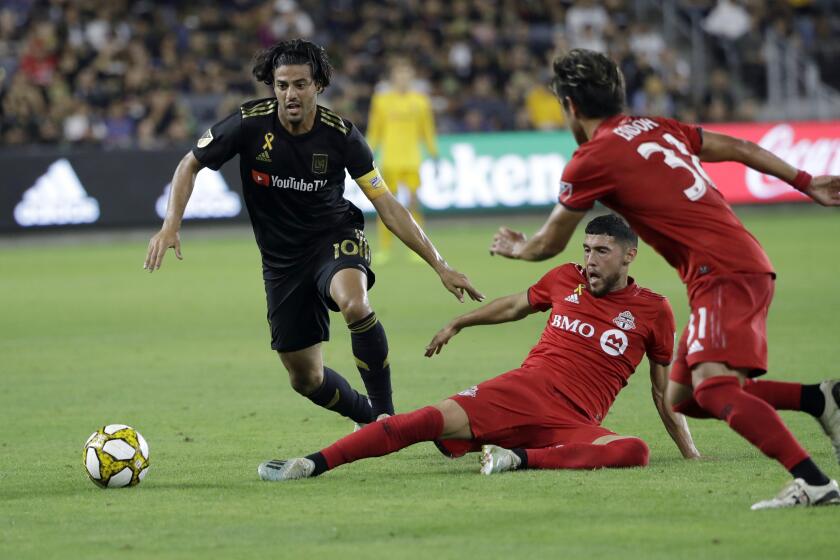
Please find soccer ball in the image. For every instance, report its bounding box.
[83,424,150,488]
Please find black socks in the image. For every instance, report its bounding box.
[512,448,529,469]
[800,384,826,418]
[349,312,394,416]
[305,452,328,477]
[790,457,831,487]
[306,367,375,424]
[302,312,393,423]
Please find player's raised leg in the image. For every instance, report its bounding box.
[668,377,840,464]
[671,377,829,418]
[480,434,649,475]
[330,267,394,417]
[279,344,374,424]
[258,399,471,481]
[743,378,840,462]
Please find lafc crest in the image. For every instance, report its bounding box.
[312,153,328,174]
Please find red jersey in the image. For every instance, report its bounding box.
[560,115,774,286]
[525,263,675,423]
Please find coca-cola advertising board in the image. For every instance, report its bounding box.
[701,122,840,204]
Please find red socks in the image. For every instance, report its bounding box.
[694,376,809,469]
[742,379,802,410]
[321,406,444,470]
[525,438,649,470]
[672,379,802,418]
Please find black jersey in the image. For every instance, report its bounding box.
[192,98,376,274]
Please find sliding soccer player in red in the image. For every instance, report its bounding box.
[489,49,840,510]
[258,215,698,482]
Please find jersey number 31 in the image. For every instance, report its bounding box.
[637,133,716,201]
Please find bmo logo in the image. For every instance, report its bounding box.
[550,314,596,338]
[550,314,630,356]
[600,329,629,356]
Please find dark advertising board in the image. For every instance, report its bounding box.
[0,149,246,232]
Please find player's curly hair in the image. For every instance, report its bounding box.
[550,49,625,118]
[585,214,638,248]
[252,39,333,92]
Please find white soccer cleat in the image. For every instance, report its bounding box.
[479,445,521,475]
[257,458,315,482]
[750,478,840,510]
[817,379,840,463]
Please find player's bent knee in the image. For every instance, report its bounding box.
[287,368,324,396]
[593,436,649,467]
[433,399,472,440]
[329,269,370,322]
[340,300,373,324]
[617,438,649,468]
[331,289,370,322]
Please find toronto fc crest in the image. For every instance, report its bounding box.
[613,310,636,331]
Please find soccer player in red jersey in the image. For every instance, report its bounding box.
[257,215,698,481]
[489,49,840,510]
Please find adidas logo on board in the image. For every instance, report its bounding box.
[14,159,99,226]
[156,169,241,220]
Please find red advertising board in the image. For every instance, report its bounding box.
[701,121,840,204]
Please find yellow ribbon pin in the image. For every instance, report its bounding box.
[262,133,274,151]
[575,284,584,295]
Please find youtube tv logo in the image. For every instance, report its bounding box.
[251,169,270,186]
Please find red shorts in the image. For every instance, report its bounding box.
[436,367,616,458]
[669,273,774,386]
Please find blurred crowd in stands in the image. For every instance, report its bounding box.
[0,0,837,148]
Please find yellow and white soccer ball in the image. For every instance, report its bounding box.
[83,424,150,488]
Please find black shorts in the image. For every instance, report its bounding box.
[264,229,375,353]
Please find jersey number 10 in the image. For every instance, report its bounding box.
[637,133,717,201]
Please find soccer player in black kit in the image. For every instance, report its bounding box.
[144,39,483,427]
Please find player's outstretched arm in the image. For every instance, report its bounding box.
[425,292,534,356]
[144,152,202,272]
[490,204,586,261]
[699,130,840,206]
[649,360,700,459]
[371,191,484,302]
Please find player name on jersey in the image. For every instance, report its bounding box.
[612,118,660,141]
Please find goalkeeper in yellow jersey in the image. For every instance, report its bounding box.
[367,58,438,262]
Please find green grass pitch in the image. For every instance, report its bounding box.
[1,207,838,559]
